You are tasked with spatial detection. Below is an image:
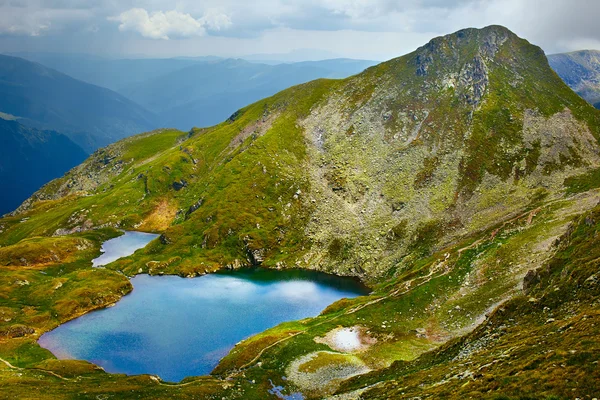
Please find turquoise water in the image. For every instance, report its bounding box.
[40,244,369,382]
[92,231,159,267]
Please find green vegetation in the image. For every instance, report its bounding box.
[564,166,600,193]
[337,202,600,399]
[1,25,600,399]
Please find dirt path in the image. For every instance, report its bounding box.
[0,357,72,381]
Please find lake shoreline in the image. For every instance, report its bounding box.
[39,262,369,382]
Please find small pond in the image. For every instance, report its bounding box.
[92,231,159,267]
[40,233,369,382]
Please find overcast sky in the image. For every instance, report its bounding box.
[0,0,599,60]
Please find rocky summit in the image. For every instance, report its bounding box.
[1,25,600,399]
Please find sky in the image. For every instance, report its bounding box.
[0,0,599,61]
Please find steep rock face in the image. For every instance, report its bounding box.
[3,26,600,282]
[549,50,600,107]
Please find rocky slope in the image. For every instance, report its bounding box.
[549,50,600,108]
[334,201,600,399]
[1,25,600,399]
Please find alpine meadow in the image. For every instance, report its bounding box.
[1,6,600,400]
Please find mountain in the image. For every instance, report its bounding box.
[0,54,158,152]
[241,48,342,63]
[119,58,378,130]
[1,26,600,399]
[0,118,86,215]
[5,52,210,92]
[290,58,380,75]
[548,50,600,108]
[10,52,377,131]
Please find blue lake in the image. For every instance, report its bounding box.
[39,233,369,382]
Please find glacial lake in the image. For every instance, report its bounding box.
[39,234,369,382]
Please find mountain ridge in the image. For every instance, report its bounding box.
[548,49,600,108]
[8,25,600,279]
[1,25,600,399]
[0,54,158,152]
[0,118,87,215]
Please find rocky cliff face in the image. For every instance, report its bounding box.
[3,26,600,282]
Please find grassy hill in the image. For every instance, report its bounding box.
[1,25,599,399]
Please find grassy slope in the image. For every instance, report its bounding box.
[4,27,599,280]
[1,26,600,399]
[337,201,600,399]
[1,188,598,400]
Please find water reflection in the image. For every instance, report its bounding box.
[39,269,369,382]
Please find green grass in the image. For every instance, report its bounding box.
[334,205,600,399]
[0,25,600,399]
[564,167,600,193]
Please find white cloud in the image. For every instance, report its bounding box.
[317,0,401,19]
[178,276,258,301]
[0,0,599,58]
[200,8,233,32]
[265,281,321,302]
[0,21,50,37]
[108,8,231,40]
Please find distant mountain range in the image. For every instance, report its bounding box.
[0,118,86,215]
[549,50,600,108]
[9,53,378,131]
[120,58,378,130]
[6,52,210,92]
[0,54,158,152]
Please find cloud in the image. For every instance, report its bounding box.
[0,0,599,59]
[108,8,231,40]
[265,281,321,302]
[178,276,258,302]
[200,8,234,32]
[0,3,92,37]
[0,20,49,37]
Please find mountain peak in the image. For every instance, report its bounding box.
[412,25,530,78]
